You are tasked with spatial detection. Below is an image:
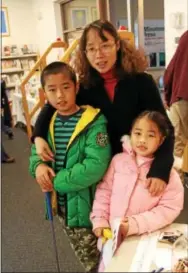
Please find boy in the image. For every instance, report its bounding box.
[29,62,111,272]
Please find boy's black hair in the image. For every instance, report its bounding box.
[41,61,77,88]
[132,111,170,137]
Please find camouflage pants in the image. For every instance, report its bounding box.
[63,225,100,272]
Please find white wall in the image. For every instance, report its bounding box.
[31,0,61,56]
[2,0,63,60]
[30,0,97,56]
[2,0,36,47]
[164,0,188,65]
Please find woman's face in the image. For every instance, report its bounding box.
[85,28,120,74]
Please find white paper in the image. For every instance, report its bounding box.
[102,239,113,267]
[102,218,122,268]
[155,248,172,269]
[129,231,160,272]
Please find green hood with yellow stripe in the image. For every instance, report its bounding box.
[49,105,101,152]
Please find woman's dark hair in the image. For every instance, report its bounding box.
[41,61,77,89]
[74,20,148,88]
[132,111,170,137]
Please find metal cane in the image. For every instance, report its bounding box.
[45,192,60,273]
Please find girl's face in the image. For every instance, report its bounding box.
[131,117,165,157]
[85,28,120,74]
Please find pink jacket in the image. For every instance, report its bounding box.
[90,136,184,236]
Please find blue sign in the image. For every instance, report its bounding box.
[1,7,10,36]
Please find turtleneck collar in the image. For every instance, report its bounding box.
[100,68,118,101]
[100,68,116,80]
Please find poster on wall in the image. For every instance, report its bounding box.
[1,7,10,36]
[144,20,164,54]
[144,20,165,68]
[134,20,165,68]
[71,8,88,29]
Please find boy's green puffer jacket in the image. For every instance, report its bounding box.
[29,105,111,228]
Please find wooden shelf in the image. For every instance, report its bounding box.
[1,54,38,60]
[2,69,24,74]
[63,27,84,34]
[6,83,17,89]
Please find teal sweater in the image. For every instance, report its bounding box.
[53,109,84,208]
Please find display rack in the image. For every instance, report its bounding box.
[2,54,38,90]
[1,45,39,104]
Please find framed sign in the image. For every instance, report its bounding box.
[71,8,87,29]
[1,7,10,36]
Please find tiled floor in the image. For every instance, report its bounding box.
[2,128,188,272]
[2,129,83,272]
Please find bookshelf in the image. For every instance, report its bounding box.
[2,54,38,60]
[2,55,39,88]
[1,45,39,104]
[2,68,24,74]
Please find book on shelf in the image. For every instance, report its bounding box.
[2,44,39,92]
[2,59,22,70]
[11,45,19,56]
[20,44,38,55]
[2,44,38,57]
[28,59,36,69]
[2,75,11,85]
[2,74,22,87]
[21,59,38,70]
[10,74,21,83]
[20,59,30,70]
[3,46,11,56]
[21,44,30,55]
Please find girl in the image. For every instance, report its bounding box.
[90,111,184,271]
[32,20,174,197]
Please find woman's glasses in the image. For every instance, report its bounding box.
[85,42,116,57]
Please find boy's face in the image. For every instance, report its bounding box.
[44,73,78,115]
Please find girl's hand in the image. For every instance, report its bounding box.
[146,178,166,196]
[120,218,129,239]
[93,227,104,237]
[35,137,54,162]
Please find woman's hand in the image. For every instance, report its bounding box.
[35,137,54,162]
[146,178,166,196]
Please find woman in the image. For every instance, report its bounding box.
[33,20,174,198]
